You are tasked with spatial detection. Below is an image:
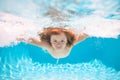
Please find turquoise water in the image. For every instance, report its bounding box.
[0,0,120,80]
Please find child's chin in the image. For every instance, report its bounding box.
[56,47,63,50]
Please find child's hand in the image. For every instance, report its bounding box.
[16,34,26,42]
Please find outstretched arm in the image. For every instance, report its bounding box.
[27,37,42,46]
[74,33,89,45]
[17,36,50,49]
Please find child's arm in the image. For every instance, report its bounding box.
[74,33,89,45]
[17,36,50,49]
[27,37,42,46]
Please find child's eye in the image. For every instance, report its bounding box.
[61,40,65,42]
[53,40,57,42]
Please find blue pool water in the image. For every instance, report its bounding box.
[0,0,120,80]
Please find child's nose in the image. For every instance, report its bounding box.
[56,42,61,45]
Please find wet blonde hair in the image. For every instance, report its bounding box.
[38,27,76,47]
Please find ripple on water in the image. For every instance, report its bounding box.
[0,59,120,80]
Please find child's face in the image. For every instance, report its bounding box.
[50,33,67,50]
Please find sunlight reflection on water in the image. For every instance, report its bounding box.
[0,58,120,80]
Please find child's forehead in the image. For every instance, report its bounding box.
[51,33,67,39]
